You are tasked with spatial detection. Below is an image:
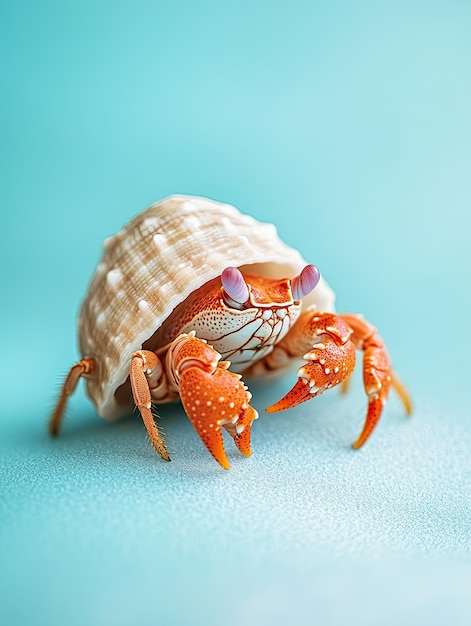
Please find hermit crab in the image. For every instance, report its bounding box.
[50,195,411,468]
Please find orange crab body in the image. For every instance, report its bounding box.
[51,195,411,468]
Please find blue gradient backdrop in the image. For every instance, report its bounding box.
[1,1,471,625]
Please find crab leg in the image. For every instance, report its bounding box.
[266,310,411,448]
[340,314,412,447]
[167,332,258,469]
[130,350,170,461]
[50,357,96,436]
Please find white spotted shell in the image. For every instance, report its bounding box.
[78,195,335,420]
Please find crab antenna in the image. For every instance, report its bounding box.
[291,265,320,301]
[221,267,249,304]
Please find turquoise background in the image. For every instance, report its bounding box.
[1,1,470,625]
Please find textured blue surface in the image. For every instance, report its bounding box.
[1,1,471,625]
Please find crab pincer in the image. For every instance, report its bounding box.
[266,313,355,408]
[169,332,258,469]
[266,311,411,448]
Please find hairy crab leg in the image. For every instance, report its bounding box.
[130,350,170,461]
[167,332,258,469]
[50,357,96,436]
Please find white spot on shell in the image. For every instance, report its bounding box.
[221,216,236,231]
[180,201,196,212]
[184,214,200,230]
[143,217,160,230]
[153,233,166,249]
[106,268,123,288]
[138,299,150,313]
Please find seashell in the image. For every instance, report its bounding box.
[78,194,335,420]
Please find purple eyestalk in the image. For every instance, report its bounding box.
[221,267,249,304]
[291,265,320,301]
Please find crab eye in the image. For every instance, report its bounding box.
[291,265,320,301]
[221,267,249,308]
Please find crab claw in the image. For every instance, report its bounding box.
[265,377,316,412]
[170,333,258,469]
[266,310,411,449]
[266,323,356,414]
